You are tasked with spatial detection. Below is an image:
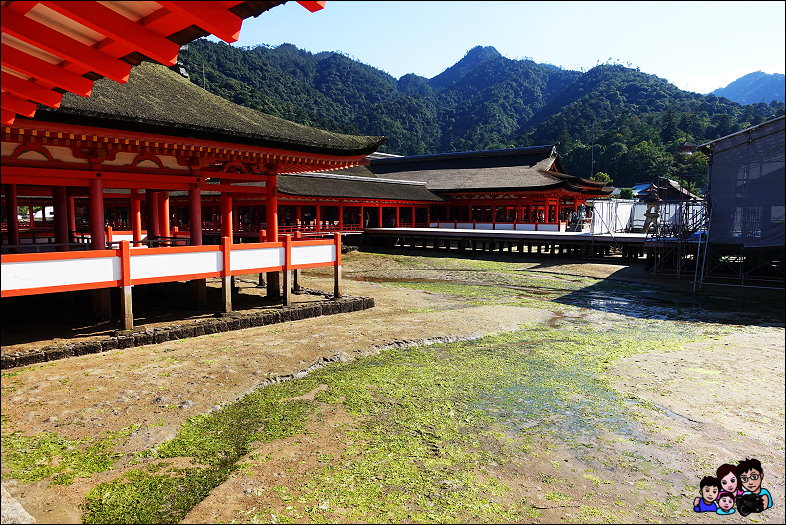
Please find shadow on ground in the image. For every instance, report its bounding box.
[552,271,785,327]
[0,279,297,347]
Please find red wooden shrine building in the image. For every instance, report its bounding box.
[367,147,613,231]
[0,0,376,330]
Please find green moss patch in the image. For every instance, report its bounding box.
[81,380,318,523]
[1,426,138,486]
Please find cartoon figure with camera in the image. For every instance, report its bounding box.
[736,458,773,516]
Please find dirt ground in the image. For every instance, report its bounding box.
[1,250,784,524]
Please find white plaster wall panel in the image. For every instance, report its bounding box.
[539,224,559,231]
[291,245,336,266]
[157,155,189,171]
[135,159,160,169]
[1,257,120,291]
[429,222,439,228]
[1,142,17,158]
[101,152,138,166]
[16,150,49,161]
[476,223,494,230]
[516,224,536,231]
[495,224,514,230]
[456,223,474,229]
[130,251,221,280]
[230,248,284,272]
[43,146,89,164]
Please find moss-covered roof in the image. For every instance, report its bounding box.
[278,173,442,201]
[367,146,613,195]
[33,62,386,157]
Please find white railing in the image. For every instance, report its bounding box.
[1,235,341,298]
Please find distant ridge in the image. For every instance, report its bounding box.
[180,39,785,189]
[711,72,785,105]
[429,46,503,90]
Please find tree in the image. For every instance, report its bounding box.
[591,171,612,183]
[620,188,635,199]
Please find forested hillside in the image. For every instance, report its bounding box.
[179,40,784,193]
[711,72,785,106]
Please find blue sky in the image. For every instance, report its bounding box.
[213,1,785,94]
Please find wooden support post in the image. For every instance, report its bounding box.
[395,206,400,228]
[4,184,20,248]
[146,190,159,239]
[158,191,170,239]
[221,193,233,241]
[131,189,142,246]
[221,236,232,313]
[119,240,133,329]
[187,184,206,306]
[377,206,383,228]
[89,177,105,249]
[53,185,69,250]
[189,184,202,246]
[266,174,279,294]
[90,182,113,319]
[292,231,302,292]
[67,190,76,240]
[282,234,292,306]
[338,203,344,231]
[334,232,342,298]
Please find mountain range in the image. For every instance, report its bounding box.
[178,41,784,190]
[711,71,785,105]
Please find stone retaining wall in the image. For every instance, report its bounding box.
[1,296,374,370]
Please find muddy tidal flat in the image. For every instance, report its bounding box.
[1,249,784,524]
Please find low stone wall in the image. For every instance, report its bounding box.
[1,296,374,370]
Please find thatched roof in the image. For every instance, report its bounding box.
[33,62,386,156]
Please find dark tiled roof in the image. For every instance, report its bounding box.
[367,146,613,195]
[33,62,386,156]
[328,165,379,178]
[277,174,442,201]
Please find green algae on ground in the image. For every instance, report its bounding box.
[1,425,139,486]
[240,318,720,524]
[81,290,728,523]
[81,380,318,523]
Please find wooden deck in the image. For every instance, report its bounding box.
[363,227,649,259]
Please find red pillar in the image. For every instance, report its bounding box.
[221,193,233,242]
[53,186,69,249]
[377,205,383,228]
[360,205,365,228]
[338,203,344,231]
[315,204,322,232]
[158,191,170,238]
[130,189,142,246]
[5,184,20,247]
[146,191,160,239]
[89,178,105,249]
[266,175,278,242]
[395,206,400,227]
[67,191,76,236]
[189,184,202,246]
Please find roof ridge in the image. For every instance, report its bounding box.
[371,145,556,164]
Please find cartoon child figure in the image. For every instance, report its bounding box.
[738,458,773,510]
[694,476,720,512]
[716,492,736,515]
[716,463,744,496]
